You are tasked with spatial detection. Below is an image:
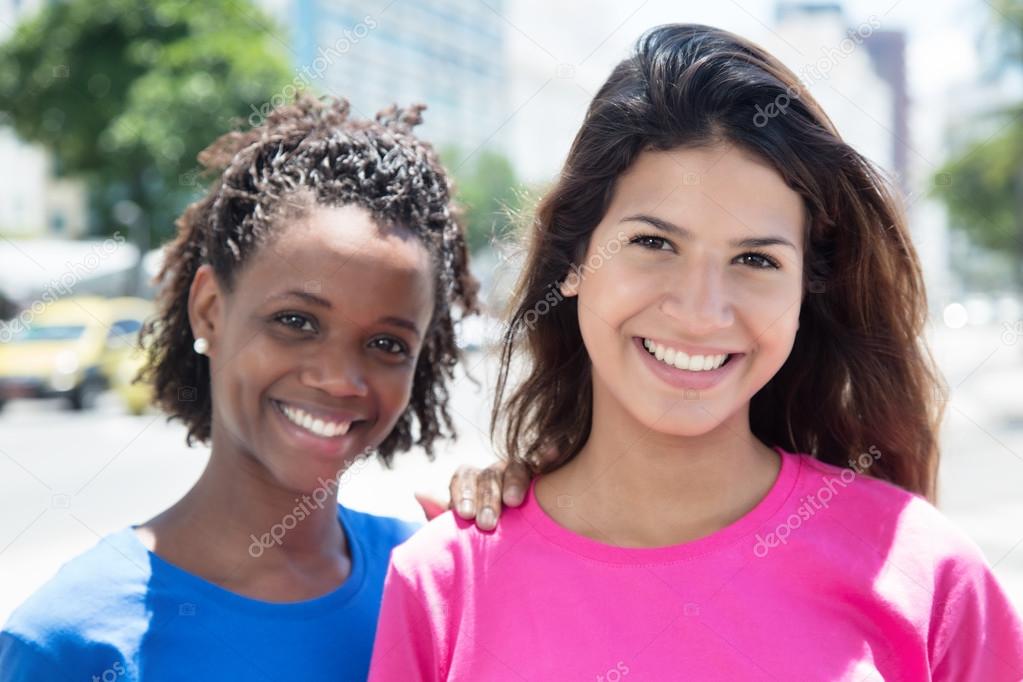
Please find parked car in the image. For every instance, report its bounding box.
[0,296,153,412]
[100,297,155,415]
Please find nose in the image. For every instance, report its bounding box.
[658,256,734,333]
[300,349,369,398]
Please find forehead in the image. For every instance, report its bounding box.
[610,145,806,246]
[239,204,435,319]
[270,203,430,267]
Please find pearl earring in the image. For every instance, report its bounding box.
[192,337,209,355]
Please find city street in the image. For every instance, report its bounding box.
[1,323,1022,623]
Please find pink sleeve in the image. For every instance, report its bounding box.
[930,554,1023,681]
[368,561,441,682]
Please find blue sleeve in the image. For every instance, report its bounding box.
[0,631,72,682]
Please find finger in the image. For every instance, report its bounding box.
[475,467,502,531]
[501,461,530,507]
[414,493,447,521]
[449,465,479,519]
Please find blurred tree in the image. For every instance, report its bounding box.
[933,0,1023,286]
[441,146,526,254]
[0,0,291,290]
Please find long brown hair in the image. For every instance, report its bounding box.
[492,24,945,502]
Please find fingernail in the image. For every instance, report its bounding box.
[504,487,522,505]
[458,500,474,518]
[479,508,496,529]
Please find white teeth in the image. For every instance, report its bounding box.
[642,339,728,372]
[279,402,352,439]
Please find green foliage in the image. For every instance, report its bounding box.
[441,146,526,253]
[934,114,1023,254]
[986,0,1023,73]
[932,0,1023,284]
[0,0,292,243]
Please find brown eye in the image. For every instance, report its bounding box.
[274,313,316,333]
[630,234,671,251]
[369,336,409,356]
[735,251,780,269]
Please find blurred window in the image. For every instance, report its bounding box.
[16,324,86,342]
[108,319,142,337]
[106,319,143,349]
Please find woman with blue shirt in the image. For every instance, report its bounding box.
[0,95,524,681]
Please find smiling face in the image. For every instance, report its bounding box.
[189,204,435,492]
[562,144,806,438]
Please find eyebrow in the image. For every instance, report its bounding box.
[621,214,798,251]
[268,289,332,308]
[268,290,422,339]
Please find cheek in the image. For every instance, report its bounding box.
[369,365,418,431]
[219,335,280,439]
[577,258,655,325]
[737,277,802,350]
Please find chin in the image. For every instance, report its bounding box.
[280,467,345,498]
[252,450,346,494]
[633,397,738,436]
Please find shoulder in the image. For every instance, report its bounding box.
[386,506,523,589]
[3,528,147,638]
[387,510,463,577]
[1,529,147,677]
[374,507,520,670]
[795,453,997,576]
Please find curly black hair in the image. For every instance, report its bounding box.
[140,94,478,466]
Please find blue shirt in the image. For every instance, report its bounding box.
[0,505,420,681]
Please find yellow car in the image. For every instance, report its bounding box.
[0,296,153,412]
[101,297,156,415]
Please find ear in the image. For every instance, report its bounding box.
[559,267,580,298]
[188,264,224,356]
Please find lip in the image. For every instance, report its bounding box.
[633,336,744,391]
[269,398,364,458]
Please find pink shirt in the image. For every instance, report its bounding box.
[369,447,1023,680]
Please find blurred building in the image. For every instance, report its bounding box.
[0,0,88,240]
[768,3,959,308]
[770,3,903,180]
[861,27,909,193]
[258,0,508,156]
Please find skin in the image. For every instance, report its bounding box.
[136,204,512,601]
[535,144,807,548]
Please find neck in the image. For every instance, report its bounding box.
[144,427,347,569]
[181,449,345,554]
[537,381,781,547]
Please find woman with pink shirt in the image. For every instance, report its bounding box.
[368,23,1023,681]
